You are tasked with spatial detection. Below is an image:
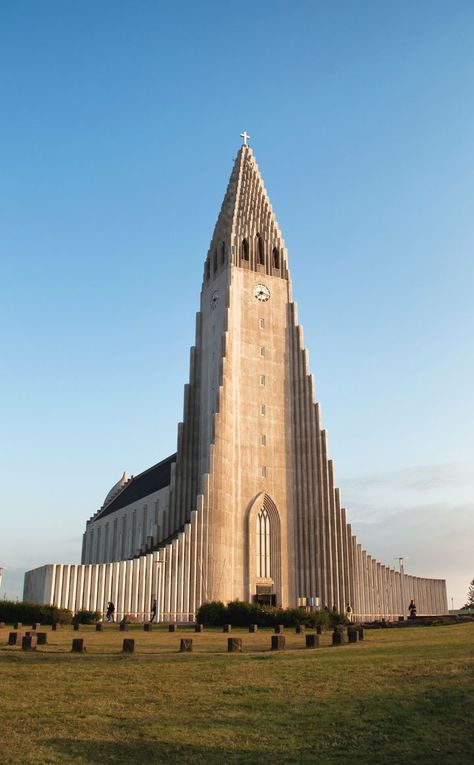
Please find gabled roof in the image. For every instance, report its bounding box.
[91,453,176,523]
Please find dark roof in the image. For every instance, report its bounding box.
[92,453,176,522]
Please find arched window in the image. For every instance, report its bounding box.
[242,238,249,261]
[256,508,271,578]
[257,234,265,265]
[221,242,226,264]
[273,247,280,269]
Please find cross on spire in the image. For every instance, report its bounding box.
[240,131,250,146]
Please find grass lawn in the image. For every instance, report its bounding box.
[0,622,473,764]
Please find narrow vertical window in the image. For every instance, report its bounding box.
[261,466,267,477]
[260,346,265,357]
[260,404,266,415]
[261,434,266,446]
[273,247,280,269]
[257,508,271,578]
[259,318,265,329]
[242,238,249,261]
[88,529,94,563]
[260,375,265,386]
[257,234,265,265]
[96,526,101,561]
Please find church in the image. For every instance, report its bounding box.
[24,138,447,620]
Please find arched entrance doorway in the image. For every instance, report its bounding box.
[246,493,281,606]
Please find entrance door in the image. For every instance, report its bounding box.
[254,584,276,607]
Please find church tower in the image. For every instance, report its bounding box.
[24,138,448,620]
[167,139,294,607]
[161,137,446,617]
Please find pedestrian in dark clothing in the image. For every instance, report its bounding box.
[150,599,157,623]
[106,601,115,622]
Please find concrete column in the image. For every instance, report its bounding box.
[320,431,333,610]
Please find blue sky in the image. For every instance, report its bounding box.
[1,1,473,607]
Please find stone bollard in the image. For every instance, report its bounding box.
[32,623,40,630]
[195,624,203,633]
[332,630,344,646]
[51,623,58,631]
[271,635,286,650]
[274,624,285,634]
[223,624,232,633]
[95,623,103,632]
[8,632,18,646]
[122,639,135,654]
[72,638,86,653]
[180,638,193,652]
[296,624,305,634]
[316,625,322,635]
[119,622,127,631]
[228,638,242,653]
[14,623,22,630]
[168,623,176,632]
[37,632,48,645]
[249,624,258,633]
[22,635,37,651]
[144,623,152,632]
[347,627,358,644]
[357,627,364,640]
[305,634,320,649]
[73,623,80,631]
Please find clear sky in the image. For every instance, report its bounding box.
[1,1,473,607]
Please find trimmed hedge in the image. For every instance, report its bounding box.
[196,600,346,630]
[0,600,72,625]
[72,609,101,624]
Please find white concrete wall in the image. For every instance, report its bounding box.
[23,545,448,622]
[23,564,55,604]
[82,485,171,564]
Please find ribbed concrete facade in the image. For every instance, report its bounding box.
[24,143,448,619]
[23,557,447,622]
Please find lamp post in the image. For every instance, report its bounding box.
[396,557,407,619]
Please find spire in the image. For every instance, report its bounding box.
[205,140,289,280]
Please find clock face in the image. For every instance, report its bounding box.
[254,284,270,302]
[210,291,219,309]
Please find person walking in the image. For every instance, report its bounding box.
[106,601,115,622]
[150,599,157,623]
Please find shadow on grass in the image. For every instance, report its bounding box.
[45,738,299,765]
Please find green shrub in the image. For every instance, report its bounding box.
[226,600,262,626]
[305,610,331,630]
[196,600,335,629]
[72,609,101,624]
[328,611,347,628]
[0,600,72,625]
[196,601,227,626]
